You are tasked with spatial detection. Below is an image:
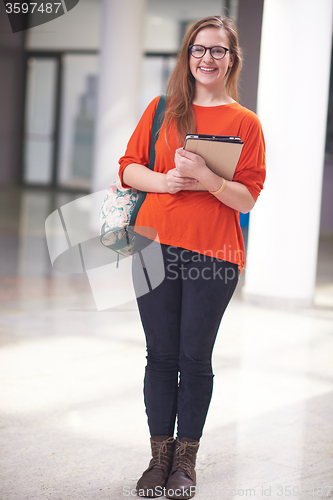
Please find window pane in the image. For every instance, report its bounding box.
[23,57,57,185]
[57,54,99,190]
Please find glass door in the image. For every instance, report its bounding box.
[23,56,58,185]
[22,52,98,191]
[57,54,99,190]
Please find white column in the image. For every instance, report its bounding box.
[243,0,333,307]
[91,0,147,193]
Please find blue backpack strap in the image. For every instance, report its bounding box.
[129,94,166,226]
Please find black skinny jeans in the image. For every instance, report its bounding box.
[133,239,239,441]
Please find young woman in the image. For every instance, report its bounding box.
[118,15,266,500]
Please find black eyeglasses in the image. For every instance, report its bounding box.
[189,44,230,60]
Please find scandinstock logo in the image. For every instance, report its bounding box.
[4,0,80,33]
[45,192,165,311]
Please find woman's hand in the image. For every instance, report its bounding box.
[165,168,198,194]
[174,148,209,181]
[174,147,255,212]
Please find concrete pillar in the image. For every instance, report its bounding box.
[91,0,147,193]
[243,0,333,306]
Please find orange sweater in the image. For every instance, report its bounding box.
[119,96,266,271]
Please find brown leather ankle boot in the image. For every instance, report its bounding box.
[165,437,200,499]
[136,435,175,498]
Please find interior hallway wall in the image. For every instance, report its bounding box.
[237,0,264,112]
[0,1,26,184]
[321,39,333,236]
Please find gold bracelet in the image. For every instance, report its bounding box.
[210,178,226,195]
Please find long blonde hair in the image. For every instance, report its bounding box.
[164,16,243,144]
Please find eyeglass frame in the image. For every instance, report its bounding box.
[188,44,231,60]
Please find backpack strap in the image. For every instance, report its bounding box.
[129,94,166,226]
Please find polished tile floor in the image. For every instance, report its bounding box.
[0,185,332,500]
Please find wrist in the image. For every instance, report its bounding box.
[162,172,170,193]
[198,168,225,193]
[210,177,226,195]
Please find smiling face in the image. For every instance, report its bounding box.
[189,27,234,92]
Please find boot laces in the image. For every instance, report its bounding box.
[172,440,199,478]
[150,437,174,472]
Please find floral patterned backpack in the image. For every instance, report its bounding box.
[100,94,166,257]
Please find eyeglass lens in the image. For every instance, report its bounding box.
[190,45,227,60]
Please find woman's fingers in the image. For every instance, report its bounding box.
[167,168,194,181]
[175,176,198,183]
[174,149,206,179]
[165,168,198,193]
[175,147,197,161]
